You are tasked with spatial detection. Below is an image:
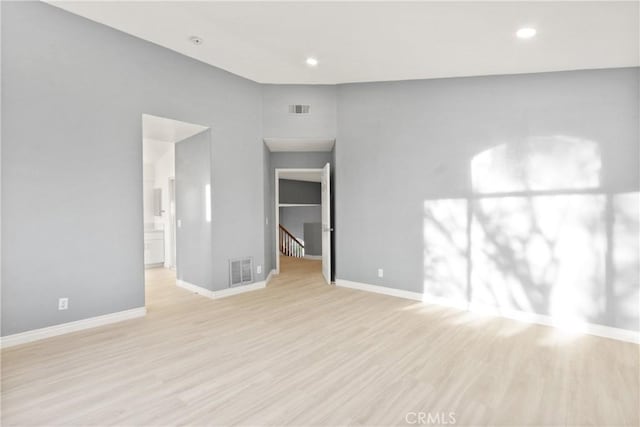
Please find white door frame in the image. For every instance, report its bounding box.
[275,168,324,274]
[321,163,331,284]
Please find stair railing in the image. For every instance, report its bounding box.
[279,224,304,258]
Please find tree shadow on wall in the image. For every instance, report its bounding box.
[423,136,639,331]
[471,194,607,326]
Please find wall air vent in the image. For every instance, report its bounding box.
[229,257,254,287]
[289,104,310,114]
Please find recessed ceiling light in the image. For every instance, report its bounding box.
[516,27,537,39]
[306,57,319,67]
[189,36,204,45]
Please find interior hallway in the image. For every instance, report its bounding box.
[279,254,322,275]
[1,259,638,426]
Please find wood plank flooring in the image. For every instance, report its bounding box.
[1,256,638,426]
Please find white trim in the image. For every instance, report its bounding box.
[321,162,332,284]
[145,263,164,269]
[275,168,325,274]
[275,170,279,274]
[336,279,423,301]
[304,255,322,260]
[0,307,147,349]
[176,280,217,298]
[265,269,277,284]
[279,204,321,207]
[176,279,268,300]
[465,302,640,344]
[213,282,267,298]
[335,279,640,344]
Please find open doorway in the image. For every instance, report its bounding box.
[141,114,209,304]
[275,165,332,283]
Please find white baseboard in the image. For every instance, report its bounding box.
[177,278,268,300]
[0,307,147,349]
[265,269,277,284]
[304,255,322,260]
[215,281,267,298]
[336,279,423,301]
[466,302,640,344]
[144,263,164,269]
[176,280,217,298]
[335,279,640,344]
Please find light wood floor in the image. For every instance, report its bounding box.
[2,256,638,426]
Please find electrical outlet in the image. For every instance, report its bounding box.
[177,219,182,228]
[378,269,384,278]
[58,297,69,310]
[265,217,269,225]
[257,265,262,274]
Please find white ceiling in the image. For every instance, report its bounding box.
[142,114,209,144]
[142,114,209,164]
[48,1,638,84]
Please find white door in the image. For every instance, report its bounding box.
[321,163,332,284]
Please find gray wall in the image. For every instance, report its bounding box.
[266,152,333,271]
[262,83,338,272]
[175,132,212,289]
[279,179,321,205]
[336,68,640,331]
[3,1,638,336]
[279,205,321,239]
[262,85,337,138]
[1,1,265,335]
[303,223,322,257]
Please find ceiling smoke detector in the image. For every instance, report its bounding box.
[189,36,204,45]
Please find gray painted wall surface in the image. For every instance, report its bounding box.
[266,152,333,270]
[262,85,337,138]
[279,206,321,240]
[1,2,265,335]
[279,180,321,205]
[303,223,322,257]
[2,1,638,336]
[336,68,640,331]
[175,132,212,288]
